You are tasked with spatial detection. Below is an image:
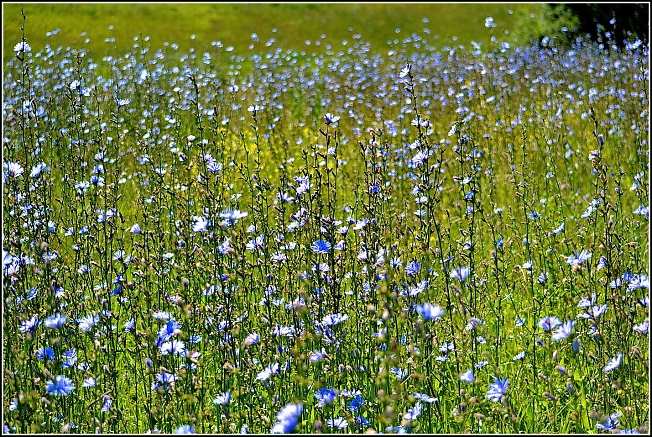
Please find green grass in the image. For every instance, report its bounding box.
[2,3,649,435]
[3,3,538,62]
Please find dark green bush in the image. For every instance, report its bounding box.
[512,3,649,48]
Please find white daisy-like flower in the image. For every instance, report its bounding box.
[14,41,31,53]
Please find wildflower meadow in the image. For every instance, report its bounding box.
[2,7,650,434]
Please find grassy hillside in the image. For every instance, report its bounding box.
[3,3,539,61]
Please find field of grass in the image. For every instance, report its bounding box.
[2,4,650,435]
[3,3,541,63]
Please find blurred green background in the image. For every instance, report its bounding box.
[3,3,540,61]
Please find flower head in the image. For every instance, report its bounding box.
[512,351,526,361]
[327,418,348,430]
[160,339,186,357]
[551,222,565,236]
[322,313,348,327]
[486,377,509,402]
[566,250,592,266]
[244,332,260,347]
[604,353,622,372]
[152,371,178,391]
[14,41,31,53]
[349,394,365,411]
[77,314,99,333]
[4,162,24,178]
[19,315,39,333]
[576,304,607,320]
[35,346,55,361]
[315,388,337,407]
[246,235,264,251]
[633,205,649,218]
[460,369,475,383]
[404,402,422,421]
[30,162,49,179]
[192,216,209,233]
[44,313,67,329]
[325,113,340,125]
[415,303,444,320]
[450,266,470,281]
[157,371,179,384]
[62,348,77,368]
[537,272,549,284]
[627,274,649,292]
[414,392,438,403]
[213,392,231,405]
[633,321,649,334]
[412,149,430,166]
[309,349,328,363]
[311,240,332,254]
[537,315,562,331]
[551,320,574,341]
[220,209,248,223]
[257,363,279,381]
[46,375,75,396]
[101,395,113,412]
[405,261,421,276]
[399,64,411,79]
[156,320,180,344]
[597,412,622,431]
[271,403,302,433]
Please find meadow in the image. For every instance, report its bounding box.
[2,5,650,435]
[2,3,540,63]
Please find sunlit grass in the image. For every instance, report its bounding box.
[2,5,649,435]
[3,3,538,63]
